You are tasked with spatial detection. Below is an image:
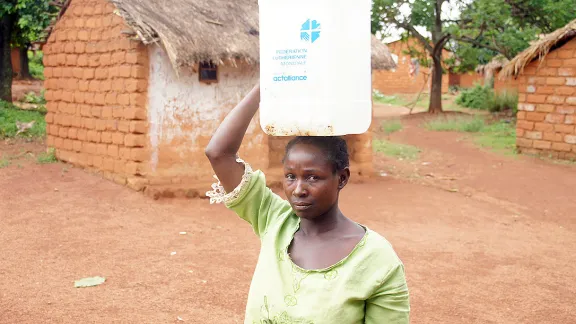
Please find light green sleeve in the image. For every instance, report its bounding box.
[225,170,292,238]
[365,263,410,323]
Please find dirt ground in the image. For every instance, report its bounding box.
[1,107,575,323]
[11,80,44,102]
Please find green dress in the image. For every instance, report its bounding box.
[207,159,410,323]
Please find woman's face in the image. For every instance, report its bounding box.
[283,144,349,219]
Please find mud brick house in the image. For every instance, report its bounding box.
[500,19,576,160]
[42,0,396,197]
[372,37,450,95]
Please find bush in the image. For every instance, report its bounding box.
[456,84,494,110]
[456,84,518,113]
[489,90,518,113]
[28,51,44,80]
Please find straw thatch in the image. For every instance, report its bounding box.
[109,0,396,71]
[475,55,509,74]
[500,19,576,78]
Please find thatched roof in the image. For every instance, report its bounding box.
[110,0,395,71]
[500,19,576,78]
[475,55,509,74]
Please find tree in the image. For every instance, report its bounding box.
[0,0,59,102]
[371,0,574,113]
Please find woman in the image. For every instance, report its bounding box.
[205,84,410,323]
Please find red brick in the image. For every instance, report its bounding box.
[107,145,119,157]
[546,77,565,86]
[92,155,103,168]
[543,132,563,142]
[84,92,95,105]
[90,30,102,41]
[112,79,125,92]
[136,80,147,92]
[73,92,85,104]
[83,68,95,80]
[566,97,576,105]
[112,132,125,145]
[90,106,101,117]
[130,93,146,107]
[100,80,112,92]
[86,43,97,54]
[546,96,565,104]
[101,107,113,118]
[552,142,572,152]
[114,160,126,174]
[129,121,147,134]
[113,107,125,119]
[118,121,130,133]
[558,49,575,59]
[533,140,551,150]
[516,128,525,138]
[78,80,89,91]
[100,53,111,66]
[545,114,565,124]
[95,68,108,80]
[105,93,117,105]
[126,52,144,64]
[76,129,87,141]
[525,131,542,140]
[83,118,96,129]
[125,162,145,175]
[567,78,576,86]
[45,113,54,123]
[556,86,575,96]
[132,65,147,79]
[124,134,146,147]
[564,59,576,67]
[535,104,555,113]
[124,108,146,120]
[64,42,75,53]
[106,120,117,131]
[557,106,576,114]
[72,116,83,128]
[49,125,59,136]
[565,135,576,144]
[517,138,533,148]
[66,55,78,66]
[118,65,132,78]
[102,16,113,27]
[62,91,74,103]
[101,132,113,144]
[526,112,546,122]
[534,123,554,132]
[546,59,563,68]
[555,124,575,134]
[95,119,107,131]
[119,147,131,160]
[74,42,86,54]
[94,93,106,105]
[527,95,546,104]
[130,148,148,162]
[59,127,69,138]
[118,94,130,106]
[112,52,126,64]
[103,158,115,171]
[96,143,108,155]
[68,128,78,139]
[87,130,101,143]
[558,68,575,76]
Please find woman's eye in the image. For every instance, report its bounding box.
[308,175,319,181]
[285,174,295,180]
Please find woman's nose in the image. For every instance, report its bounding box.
[292,181,308,197]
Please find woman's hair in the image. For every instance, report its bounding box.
[283,136,350,173]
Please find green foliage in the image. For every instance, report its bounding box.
[373,139,421,160]
[0,157,10,168]
[0,100,46,138]
[507,0,576,34]
[456,85,518,113]
[456,84,494,110]
[28,50,44,80]
[425,115,486,133]
[23,90,46,105]
[37,148,57,164]
[475,121,517,155]
[381,120,403,135]
[2,0,60,47]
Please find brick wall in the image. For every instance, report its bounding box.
[372,38,449,95]
[43,0,150,189]
[515,38,576,160]
[458,71,519,93]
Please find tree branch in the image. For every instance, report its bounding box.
[396,19,433,53]
[454,36,509,58]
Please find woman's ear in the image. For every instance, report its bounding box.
[338,167,351,189]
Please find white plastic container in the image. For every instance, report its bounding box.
[258,0,373,136]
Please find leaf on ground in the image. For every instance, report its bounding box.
[74,276,106,288]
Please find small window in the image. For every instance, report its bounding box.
[199,61,218,83]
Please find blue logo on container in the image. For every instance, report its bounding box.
[301,19,321,43]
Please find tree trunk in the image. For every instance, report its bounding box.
[0,14,14,102]
[19,46,32,79]
[428,54,443,114]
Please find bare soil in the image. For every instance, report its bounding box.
[1,109,575,323]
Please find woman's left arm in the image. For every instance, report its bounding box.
[365,263,410,323]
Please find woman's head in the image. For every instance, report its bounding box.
[282,136,350,219]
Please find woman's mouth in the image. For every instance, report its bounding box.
[292,203,313,211]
